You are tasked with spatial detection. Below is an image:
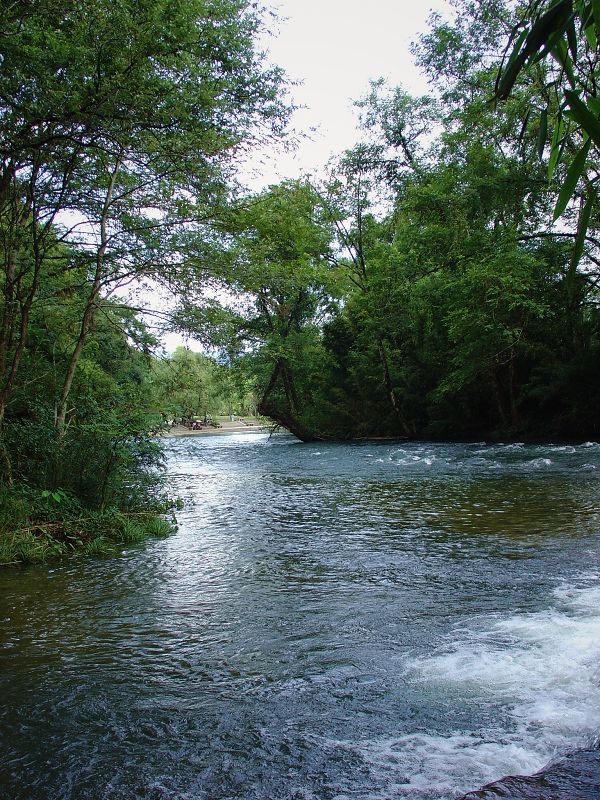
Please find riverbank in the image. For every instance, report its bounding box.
[0,506,175,566]
[163,420,269,437]
[0,483,177,566]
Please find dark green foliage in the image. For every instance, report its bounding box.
[0,270,179,562]
[0,481,176,566]
[198,2,598,443]
[495,0,599,263]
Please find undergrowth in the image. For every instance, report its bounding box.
[0,484,176,566]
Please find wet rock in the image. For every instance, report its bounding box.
[460,748,600,799]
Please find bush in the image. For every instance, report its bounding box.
[0,483,177,566]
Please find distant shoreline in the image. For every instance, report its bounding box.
[162,423,268,437]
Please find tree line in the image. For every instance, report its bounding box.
[0,0,287,560]
[187,0,599,442]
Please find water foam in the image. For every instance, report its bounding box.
[355,732,542,799]
[362,578,600,798]
[524,457,553,469]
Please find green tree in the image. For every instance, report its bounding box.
[0,0,289,475]
[151,347,219,420]
[177,181,337,440]
[495,0,599,271]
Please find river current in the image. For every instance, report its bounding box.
[2,435,600,799]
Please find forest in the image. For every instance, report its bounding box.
[0,0,598,561]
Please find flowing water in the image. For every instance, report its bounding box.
[2,436,600,800]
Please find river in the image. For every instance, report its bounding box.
[2,435,600,799]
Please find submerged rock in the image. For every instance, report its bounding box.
[460,747,600,799]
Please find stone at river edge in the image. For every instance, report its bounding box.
[459,747,600,799]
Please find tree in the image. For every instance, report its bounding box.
[495,0,599,264]
[176,180,337,440]
[0,0,289,476]
[150,347,221,420]
[413,0,598,332]
[317,84,444,437]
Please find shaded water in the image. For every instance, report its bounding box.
[2,436,600,799]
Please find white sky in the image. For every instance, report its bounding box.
[247,0,452,185]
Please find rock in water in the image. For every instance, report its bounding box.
[460,747,600,799]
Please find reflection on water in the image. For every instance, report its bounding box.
[1,436,600,799]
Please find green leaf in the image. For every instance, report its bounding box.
[575,0,590,19]
[553,138,591,219]
[550,38,576,87]
[584,22,597,49]
[570,189,595,271]
[518,108,532,149]
[537,108,548,160]
[495,28,529,100]
[548,112,565,179]
[496,2,573,100]
[588,96,600,115]
[565,90,600,147]
[593,0,600,28]
[566,17,578,61]
[522,0,573,60]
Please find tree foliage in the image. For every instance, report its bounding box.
[0,0,289,453]
[182,0,600,442]
[495,0,599,262]
[0,0,290,556]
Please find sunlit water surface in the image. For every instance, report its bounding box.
[2,436,600,799]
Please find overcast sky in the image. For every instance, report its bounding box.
[248,0,452,185]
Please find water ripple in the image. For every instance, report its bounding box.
[1,437,600,799]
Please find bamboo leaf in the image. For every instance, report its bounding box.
[522,0,573,60]
[566,17,578,61]
[518,108,532,149]
[588,96,600,115]
[550,38,576,86]
[548,112,565,178]
[565,89,600,147]
[537,108,548,160]
[581,4,599,47]
[504,27,529,72]
[570,189,595,271]
[495,29,529,99]
[575,0,590,19]
[553,138,591,219]
[495,1,572,100]
[585,21,598,49]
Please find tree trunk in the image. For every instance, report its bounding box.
[55,154,122,438]
[55,294,98,436]
[257,359,322,442]
[377,337,415,438]
[257,396,322,442]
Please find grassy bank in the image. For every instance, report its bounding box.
[0,485,176,566]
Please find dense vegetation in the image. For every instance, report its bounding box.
[183,0,599,442]
[0,0,287,561]
[1,0,598,561]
